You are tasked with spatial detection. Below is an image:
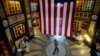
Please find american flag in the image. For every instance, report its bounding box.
[38,0,75,37]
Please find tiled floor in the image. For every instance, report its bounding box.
[29,34,90,56]
[16,26,90,56]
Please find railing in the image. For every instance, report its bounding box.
[74,12,91,19]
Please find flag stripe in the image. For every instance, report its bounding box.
[67,2,74,37]
[70,1,76,37]
[59,4,63,35]
[65,2,70,36]
[54,3,57,35]
[45,0,49,34]
[56,3,61,35]
[43,0,46,33]
[39,0,44,33]
[48,0,51,34]
[62,3,67,36]
[51,0,54,35]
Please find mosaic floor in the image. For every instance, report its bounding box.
[16,26,91,56]
[29,34,90,56]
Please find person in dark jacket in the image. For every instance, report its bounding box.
[53,39,59,55]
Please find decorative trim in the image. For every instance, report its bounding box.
[91,14,97,20]
[2,19,8,28]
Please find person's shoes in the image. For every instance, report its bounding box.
[53,53,55,55]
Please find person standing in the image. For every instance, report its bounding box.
[53,39,59,55]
